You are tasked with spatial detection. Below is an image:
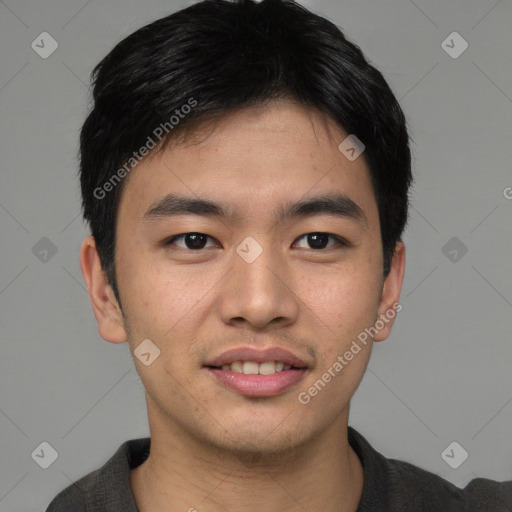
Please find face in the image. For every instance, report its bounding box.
[82,100,405,455]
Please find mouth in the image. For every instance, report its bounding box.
[205,360,305,374]
[205,366,308,397]
[205,346,310,370]
[203,346,311,397]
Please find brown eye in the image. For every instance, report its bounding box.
[293,232,349,250]
[164,232,217,250]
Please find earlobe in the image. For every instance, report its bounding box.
[79,235,128,344]
[373,241,406,342]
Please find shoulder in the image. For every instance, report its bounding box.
[44,469,97,511]
[385,457,512,511]
[44,437,150,512]
[348,427,512,512]
[461,475,512,511]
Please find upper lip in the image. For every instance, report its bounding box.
[205,347,309,368]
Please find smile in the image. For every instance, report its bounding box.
[205,364,308,397]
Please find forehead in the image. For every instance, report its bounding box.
[117,100,379,230]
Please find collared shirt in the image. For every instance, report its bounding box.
[45,426,512,511]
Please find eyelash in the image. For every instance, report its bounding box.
[163,232,350,251]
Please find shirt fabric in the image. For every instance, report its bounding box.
[45,426,511,512]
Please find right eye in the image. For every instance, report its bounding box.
[163,232,219,250]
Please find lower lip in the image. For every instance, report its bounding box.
[206,368,307,397]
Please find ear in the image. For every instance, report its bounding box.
[373,241,406,342]
[79,235,128,344]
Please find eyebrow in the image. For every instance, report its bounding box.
[143,193,368,228]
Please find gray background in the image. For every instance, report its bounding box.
[1,0,511,510]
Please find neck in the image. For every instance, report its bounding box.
[131,405,364,512]
[131,411,364,512]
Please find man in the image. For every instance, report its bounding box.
[46,0,511,510]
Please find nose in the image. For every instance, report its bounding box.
[217,237,299,331]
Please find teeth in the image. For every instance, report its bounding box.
[220,360,297,374]
[259,361,275,375]
[243,361,259,375]
[231,361,243,373]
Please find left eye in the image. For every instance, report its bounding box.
[293,232,348,250]
[164,232,348,251]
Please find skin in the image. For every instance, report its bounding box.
[80,99,406,512]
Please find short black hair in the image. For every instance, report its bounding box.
[80,0,413,307]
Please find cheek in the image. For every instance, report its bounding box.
[120,248,171,306]
[120,257,219,348]
[291,264,380,379]
[296,262,379,328]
